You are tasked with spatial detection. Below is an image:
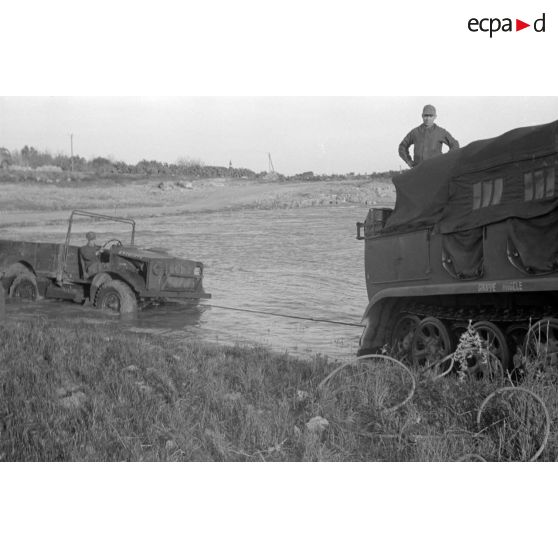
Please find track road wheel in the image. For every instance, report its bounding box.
[505,323,529,380]
[525,318,558,373]
[95,279,137,314]
[411,317,455,373]
[9,272,39,301]
[506,324,529,361]
[390,313,420,363]
[470,321,510,381]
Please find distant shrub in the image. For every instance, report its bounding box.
[6,144,397,180]
[36,165,63,173]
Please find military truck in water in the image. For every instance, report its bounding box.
[0,210,210,313]
[357,120,558,371]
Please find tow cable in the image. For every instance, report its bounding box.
[199,302,364,328]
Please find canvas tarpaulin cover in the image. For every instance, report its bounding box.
[508,209,558,274]
[441,227,484,279]
[383,120,558,234]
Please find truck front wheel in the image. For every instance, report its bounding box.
[9,272,39,301]
[95,279,137,314]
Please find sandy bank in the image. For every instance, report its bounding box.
[0,177,395,226]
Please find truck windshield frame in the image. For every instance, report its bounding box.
[61,210,137,280]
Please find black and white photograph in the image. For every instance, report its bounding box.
[1,1,557,556]
[2,96,558,463]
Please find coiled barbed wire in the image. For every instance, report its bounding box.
[318,354,416,413]
[476,386,550,462]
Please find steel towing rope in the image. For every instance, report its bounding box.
[199,302,365,328]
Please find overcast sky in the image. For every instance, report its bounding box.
[1,96,557,176]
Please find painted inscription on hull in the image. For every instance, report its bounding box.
[478,281,524,293]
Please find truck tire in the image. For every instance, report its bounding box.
[94,279,137,314]
[9,272,39,301]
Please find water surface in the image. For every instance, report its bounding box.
[3,205,369,359]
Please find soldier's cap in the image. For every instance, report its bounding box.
[86,231,96,240]
[422,104,437,116]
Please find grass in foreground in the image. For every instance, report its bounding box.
[0,320,556,461]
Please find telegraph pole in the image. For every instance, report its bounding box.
[70,133,74,173]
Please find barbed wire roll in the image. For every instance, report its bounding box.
[318,354,415,413]
[476,386,550,462]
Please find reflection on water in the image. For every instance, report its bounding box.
[2,206,368,360]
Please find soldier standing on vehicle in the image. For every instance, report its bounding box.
[398,105,460,168]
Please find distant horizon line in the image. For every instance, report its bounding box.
[1,144,399,177]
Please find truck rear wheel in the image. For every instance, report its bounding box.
[95,279,137,314]
[9,272,39,301]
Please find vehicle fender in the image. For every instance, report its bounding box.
[90,271,144,301]
[111,271,145,293]
[0,261,36,289]
[2,260,35,276]
[359,297,400,353]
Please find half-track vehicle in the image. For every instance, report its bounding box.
[357,120,558,371]
[0,210,210,313]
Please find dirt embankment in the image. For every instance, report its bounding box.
[0,176,395,226]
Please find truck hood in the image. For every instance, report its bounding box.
[114,245,173,261]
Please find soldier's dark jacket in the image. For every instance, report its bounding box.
[399,123,459,167]
[79,245,98,270]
